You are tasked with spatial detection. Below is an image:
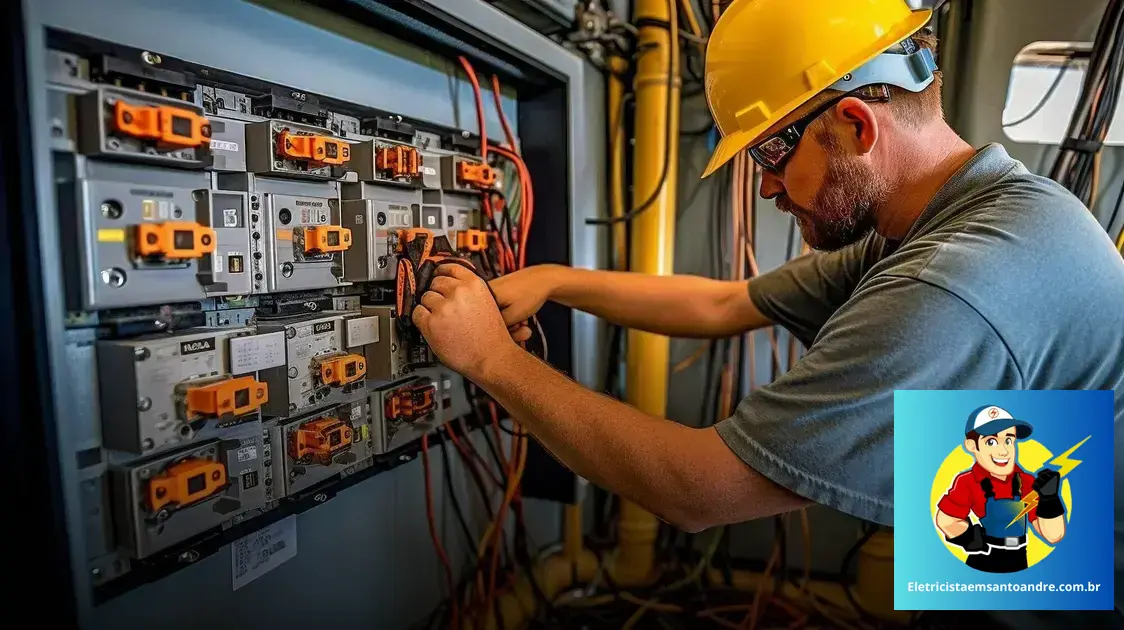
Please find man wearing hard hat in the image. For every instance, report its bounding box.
[413,0,1124,625]
[935,406,1065,573]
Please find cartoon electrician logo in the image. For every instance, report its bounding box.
[934,405,1066,573]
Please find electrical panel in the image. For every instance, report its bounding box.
[46,28,512,598]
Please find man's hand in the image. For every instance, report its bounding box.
[1033,468,1065,519]
[489,265,560,343]
[413,264,518,379]
[946,522,986,553]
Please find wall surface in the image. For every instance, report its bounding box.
[22,0,595,627]
[667,0,1115,575]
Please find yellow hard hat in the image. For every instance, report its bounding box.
[701,0,934,178]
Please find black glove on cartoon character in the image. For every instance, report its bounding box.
[946,522,986,552]
[1032,468,1065,519]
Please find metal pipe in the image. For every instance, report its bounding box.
[611,0,680,588]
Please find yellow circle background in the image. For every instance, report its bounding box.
[929,439,1072,568]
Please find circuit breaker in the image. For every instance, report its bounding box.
[97,327,268,455]
[340,182,420,283]
[109,423,269,559]
[217,173,350,293]
[255,313,376,418]
[266,399,374,497]
[360,304,432,382]
[58,158,253,310]
[245,119,352,180]
[76,85,212,169]
[370,369,459,454]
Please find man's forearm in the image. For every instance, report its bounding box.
[548,267,770,338]
[473,344,803,531]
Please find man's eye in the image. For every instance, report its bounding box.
[987,439,997,446]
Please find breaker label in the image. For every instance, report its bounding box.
[223,208,240,227]
[232,515,297,591]
[236,445,258,462]
[210,139,240,152]
[313,321,336,334]
[422,166,437,176]
[180,337,216,355]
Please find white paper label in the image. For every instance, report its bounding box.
[232,515,297,590]
[422,166,437,176]
[229,332,287,374]
[211,139,240,152]
[223,208,239,227]
[236,445,257,462]
[346,316,379,347]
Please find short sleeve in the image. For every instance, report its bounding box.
[936,473,974,519]
[748,234,880,347]
[716,275,1025,525]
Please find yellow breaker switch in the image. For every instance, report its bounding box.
[113,101,212,148]
[303,226,352,254]
[134,222,216,260]
[146,458,226,513]
[376,145,420,178]
[317,353,366,387]
[457,229,488,253]
[290,417,353,466]
[184,376,268,420]
[456,161,496,188]
[277,130,351,166]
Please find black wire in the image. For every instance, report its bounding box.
[440,431,479,556]
[1106,174,1124,240]
[587,19,675,226]
[1001,58,1073,127]
[841,522,880,624]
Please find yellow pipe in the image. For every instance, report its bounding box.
[613,0,680,589]
[609,54,628,270]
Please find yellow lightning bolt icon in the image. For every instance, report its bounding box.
[1006,435,1091,527]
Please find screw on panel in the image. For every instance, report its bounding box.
[141,438,154,450]
[100,200,123,219]
[101,268,127,288]
[141,51,162,65]
[137,397,152,411]
[274,160,284,169]
[139,467,152,479]
[91,568,101,577]
[461,130,470,138]
[107,138,121,150]
[134,346,150,361]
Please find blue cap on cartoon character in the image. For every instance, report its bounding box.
[964,405,1033,440]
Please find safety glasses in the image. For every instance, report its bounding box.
[747,89,889,174]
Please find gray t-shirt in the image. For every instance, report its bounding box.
[715,143,1124,625]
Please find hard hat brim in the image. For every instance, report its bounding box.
[699,9,933,179]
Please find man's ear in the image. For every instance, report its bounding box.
[964,438,977,454]
[833,97,879,155]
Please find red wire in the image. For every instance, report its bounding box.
[457,56,488,160]
[490,74,519,156]
[422,434,459,630]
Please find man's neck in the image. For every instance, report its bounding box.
[874,124,977,240]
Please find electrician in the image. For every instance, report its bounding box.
[935,406,1065,574]
[412,0,1124,623]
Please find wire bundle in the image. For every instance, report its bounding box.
[1048,0,1124,210]
[416,53,543,630]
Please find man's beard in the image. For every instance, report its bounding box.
[775,153,886,251]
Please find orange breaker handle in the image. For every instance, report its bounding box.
[277,130,351,166]
[290,417,354,463]
[376,145,420,178]
[318,353,367,387]
[456,161,496,188]
[146,458,226,513]
[113,101,211,148]
[303,225,352,254]
[386,383,437,422]
[457,229,488,253]
[134,222,216,259]
[185,376,268,420]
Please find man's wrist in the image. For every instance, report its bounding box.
[538,263,568,301]
[473,341,526,388]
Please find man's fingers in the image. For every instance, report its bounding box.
[420,290,444,311]
[511,325,532,343]
[435,263,474,281]
[428,276,457,297]
[412,304,432,333]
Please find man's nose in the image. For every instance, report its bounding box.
[759,169,784,199]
